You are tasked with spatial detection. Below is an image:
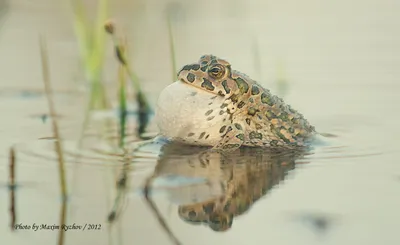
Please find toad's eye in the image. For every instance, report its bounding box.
[208,64,225,79]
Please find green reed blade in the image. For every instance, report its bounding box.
[104,21,152,138]
[167,16,177,83]
[70,0,91,63]
[118,62,127,148]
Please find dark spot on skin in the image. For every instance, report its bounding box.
[222,144,240,149]
[208,102,213,105]
[207,116,215,121]
[219,110,225,115]
[218,91,224,96]
[220,103,228,109]
[251,85,260,95]
[236,133,244,141]
[229,94,239,103]
[265,110,276,119]
[180,65,192,71]
[200,65,208,72]
[210,59,218,65]
[278,133,291,144]
[219,126,226,133]
[261,92,275,106]
[226,126,233,134]
[199,132,206,139]
[247,107,258,116]
[237,101,245,109]
[210,96,218,100]
[190,91,197,96]
[223,201,231,212]
[191,64,200,70]
[273,127,290,143]
[205,134,210,139]
[249,98,254,103]
[270,140,278,146]
[238,203,248,213]
[205,109,213,116]
[249,131,263,140]
[280,112,289,121]
[288,106,297,114]
[187,73,195,83]
[245,118,251,125]
[288,127,294,133]
[234,77,249,94]
[228,112,233,121]
[221,80,231,94]
[201,78,215,91]
[255,123,262,129]
[234,123,242,130]
[187,133,195,137]
[203,203,215,214]
[201,60,208,66]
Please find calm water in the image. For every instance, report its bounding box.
[1,0,400,245]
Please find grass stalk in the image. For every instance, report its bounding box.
[58,199,67,245]
[8,147,16,231]
[39,36,68,199]
[39,36,68,245]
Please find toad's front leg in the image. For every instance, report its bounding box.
[211,122,245,152]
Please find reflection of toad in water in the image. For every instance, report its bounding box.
[153,142,307,232]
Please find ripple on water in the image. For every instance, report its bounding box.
[301,114,395,163]
[6,110,392,174]
[11,136,160,168]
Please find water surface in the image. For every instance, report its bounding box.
[0,1,400,245]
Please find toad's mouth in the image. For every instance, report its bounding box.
[178,79,222,96]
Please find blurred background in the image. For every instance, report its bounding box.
[0,0,399,245]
